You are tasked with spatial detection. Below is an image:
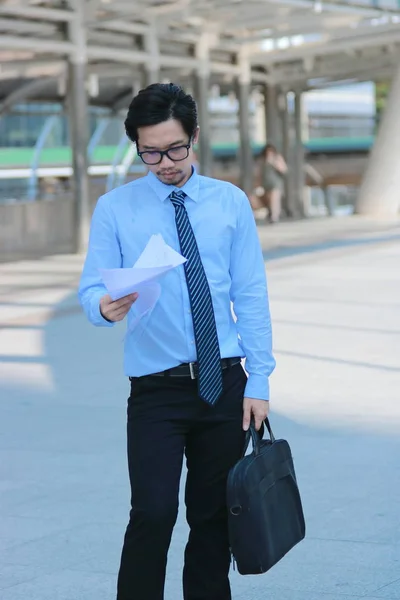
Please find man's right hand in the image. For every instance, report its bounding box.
[100,293,138,323]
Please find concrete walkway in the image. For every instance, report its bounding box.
[1,216,400,600]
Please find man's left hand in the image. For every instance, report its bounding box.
[243,397,270,432]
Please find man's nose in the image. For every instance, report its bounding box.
[160,153,175,168]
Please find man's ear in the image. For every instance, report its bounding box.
[193,127,200,144]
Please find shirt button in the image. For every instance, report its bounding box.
[188,309,191,314]
[191,340,195,345]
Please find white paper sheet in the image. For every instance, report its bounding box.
[99,234,186,302]
[99,264,169,301]
[99,234,186,334]
[126,281,162,335]
[134,233,186,270]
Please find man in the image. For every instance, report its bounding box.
[79,83,275,600]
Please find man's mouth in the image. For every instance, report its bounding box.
[160,171,179,178]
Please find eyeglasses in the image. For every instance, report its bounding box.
[137,144,191,165]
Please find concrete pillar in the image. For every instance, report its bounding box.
[237,51,253,195]
[293,90,306,218]
[323,186,336,216]
[264,84,280,147]
[144,68,159,88]
[252,88,266,147]
[355,64,400,217]
[195,75,212,176]
[280,91,292,217]
[194,33,212,176]
[68,0,90,253]
[144,27,160,86]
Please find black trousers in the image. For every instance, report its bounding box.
[116,362,247,600]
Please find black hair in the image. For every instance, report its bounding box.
[124,82,198,145]
[262,143,277,157]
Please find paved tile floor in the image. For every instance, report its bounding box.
[1,216,400,599]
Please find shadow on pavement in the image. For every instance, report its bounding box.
[1,230,400,599]
[0,280,399,600]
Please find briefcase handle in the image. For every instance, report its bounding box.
[244,418,276,457]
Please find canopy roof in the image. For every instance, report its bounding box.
[1,0,399,111]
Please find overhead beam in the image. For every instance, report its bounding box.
[308,68,396,89]
[88,45,198,68]
[148,0,191,16]
[0,35,74,54]
[0,17,57,36]
[88,64,141,78]
[0,35,192,67]
[265,0,400,17]
[16,63,64,79]
[223,14,355,34]
[87,46,149,63]
[91,0,146,19]
[0,5,74,22]
[0,59,64,76]
[271,50,398,82]
[210,62,239,75]
[271,54,397,87]
[0,78,56,115]
[93,18,228,49]
[89,19,150,35]
[250,30,400,65]
[246,23,400,60]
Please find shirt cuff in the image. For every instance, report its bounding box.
[244,373,270,401]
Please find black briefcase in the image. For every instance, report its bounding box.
[227,419,305,575]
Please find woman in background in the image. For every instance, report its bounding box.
[261,144,287,223]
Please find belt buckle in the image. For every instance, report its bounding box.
[189,362,196,380]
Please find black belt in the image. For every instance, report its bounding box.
[131,357,242,381]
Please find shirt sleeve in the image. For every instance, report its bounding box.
[78,194,122,327]
[229,189,276,400]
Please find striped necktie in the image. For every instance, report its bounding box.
[170,190,223,405]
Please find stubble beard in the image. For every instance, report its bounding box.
[157,169,190,188]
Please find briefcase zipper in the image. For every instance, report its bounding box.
[228,462,243,511]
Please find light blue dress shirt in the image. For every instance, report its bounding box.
[78,168,276,400]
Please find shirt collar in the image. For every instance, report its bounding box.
[146,166,200,203]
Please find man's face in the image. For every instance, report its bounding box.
[137,119,199,187]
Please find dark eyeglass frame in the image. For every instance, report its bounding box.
[137,143,191,165]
